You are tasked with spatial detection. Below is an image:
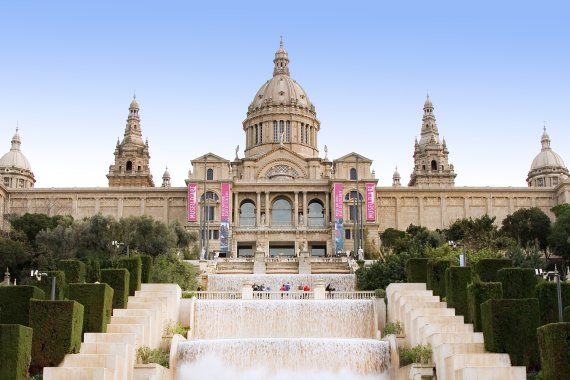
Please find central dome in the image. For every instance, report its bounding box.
[247,37,315,116]
[242,38,321,160]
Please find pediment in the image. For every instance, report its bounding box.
[191,152,230,164]
[334,152,372,164]
[255,149,309,179]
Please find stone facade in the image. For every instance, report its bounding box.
[1,40,569,256]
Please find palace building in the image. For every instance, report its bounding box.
[1,40,569,257]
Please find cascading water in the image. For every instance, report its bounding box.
[207,273,356,292]
[193,300,375,339]
[177,297,391,379]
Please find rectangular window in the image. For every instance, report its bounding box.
[205,205,215,221]
[306,125,310,145]
[3,177,10,187]
[259,123,263,143]
[349,205,360,222]
[286,121,291,142]
[345,229,352,239]
[301,124,305,143]
[279,120,284,136]
[255,125,259,144]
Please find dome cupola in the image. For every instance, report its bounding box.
[0,127,35,189]
[527,126,568,187]
[243,38,321,159]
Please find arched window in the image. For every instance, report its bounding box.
[200,191,219,201]
[286,120,291,142]
[239,201,256,227]
[301,123,305,143]
[126,161,133,172]
[271,198,292,226]
[273,120,278,141]
[344,191,363,201]
[308,200,325,227]
[350,168,358,180]
[279,120,284,137]
[207,168,214,180]
[431,160,437,171]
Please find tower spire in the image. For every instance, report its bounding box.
[273,36,290,77]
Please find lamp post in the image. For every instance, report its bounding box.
[31,270,55,301]
[535,266,563,322]
[448,241,466,267]
[111,240,129,257]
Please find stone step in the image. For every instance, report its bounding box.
[84,332,137,346]
[428,332,484,348]
[80,342,134,380]
[62,354,123,380]
[454,366,526,380]
[445,353,511,380]
[134,363,172,380]
[110,315,151,343]
[433,342,487,379]
[43,367,115,380]
[107,323,146,347]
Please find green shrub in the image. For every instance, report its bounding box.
[382,321,402,336]
[163,319,190,336]
[139,255,153,283]
[57,259,86,284]
[29,300,84,375]
[467,281,502,332]
[427,259,450,297]
[117,256,142,296]
[481,298,540,370]
[497,268,537,299]
[101,269,129,310]
[68,283,113,333]
[36,271,66,300]
[405,258,429,283]
[445,266,472,322]
[0,324,33,380]
[374,288,386,299]
[399,344,432,367]
[137,346,169,368]
[537,322,570,380]
[565,306,570,322]
[0,286,45,326]
[536,282,570,325]
[474,259,512,282]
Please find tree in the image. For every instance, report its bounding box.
[548,206,570,260]
[444,215,501,251]
[0,236,31,274]
[10,213,71,248]
[380,228,406,249]
[500,207,551,252]
[355,252,416,290]
[150,251,198,290]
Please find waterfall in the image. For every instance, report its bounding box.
[207,274,356,292]
[193,300,376,339]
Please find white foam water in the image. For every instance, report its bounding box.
[177,338,390,378]
[207,274,356,292]
[193,299,376,339]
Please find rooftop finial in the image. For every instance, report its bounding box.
[280,35,283,48]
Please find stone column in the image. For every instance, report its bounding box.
[313,279,326,300]
[253,249,266,274]
[302,191,307,224]
[298,248,311,274]
[294,192,299,226]
[325,192,330,225]
[256,192,261,226]
[234,191,239,226]
[265,191,270,225]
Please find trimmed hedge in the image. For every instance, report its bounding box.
[29,300,84,375]
[139,255,153,283]
[0,286,45,326]
[68,283,114,333]
[565,306,570,322]
[405,258,429,283]
[537,322,570,380]
[101,269,130,309]
[36,270,66,300]
[481,298,540,370]
[0,324,33,380]
[467,281,503,332]
[445,266,472,321]
[427,259,450,297]
[497,268,537,299]
[536,282,570,325]
[58,259,86,284]
[474,259,512,282]
[117,256,142,296]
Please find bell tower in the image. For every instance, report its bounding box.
[107,96,154,187]
[408,96,456,187]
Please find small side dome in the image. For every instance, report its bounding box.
[0,128,32,172]
[424,95,433,109]
[527,127,569,187]
[530,127,566,171]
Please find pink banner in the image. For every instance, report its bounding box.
[333,183,344,219]
[187,184,198,221]
[366,183,376,221]
[220,183,230,222]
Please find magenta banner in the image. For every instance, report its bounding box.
[333,183,344,219]
[187,184,198,221]
[220,183,230,221]
[365,183,376,221]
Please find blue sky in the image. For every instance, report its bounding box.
[0,1,568,188]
